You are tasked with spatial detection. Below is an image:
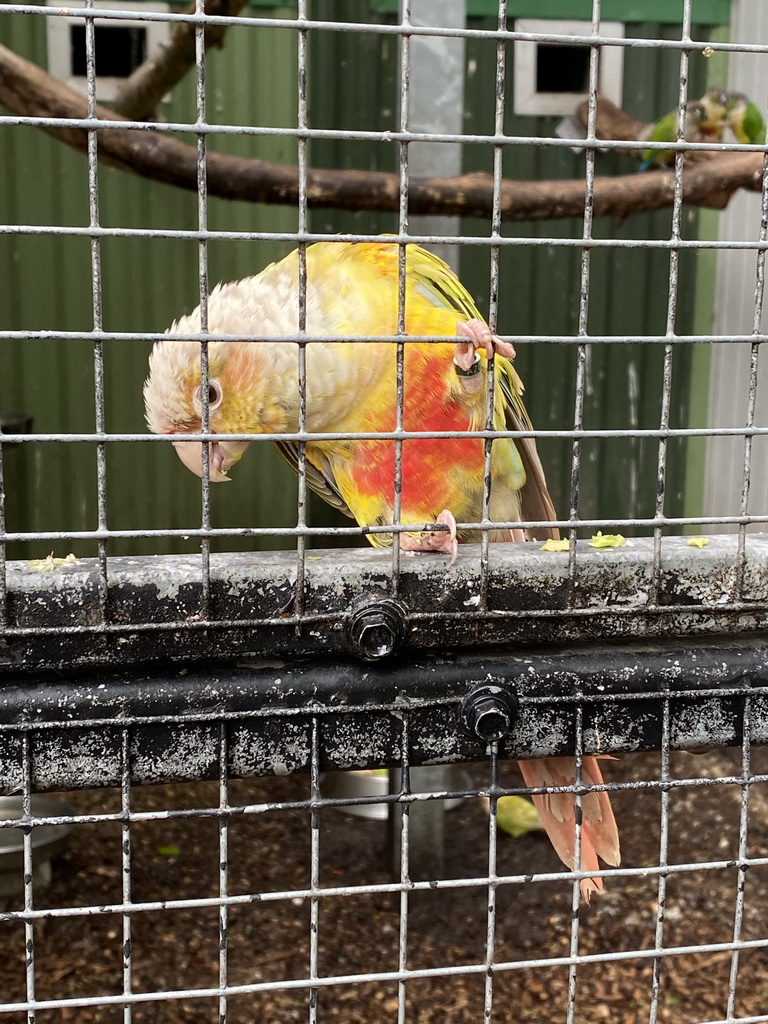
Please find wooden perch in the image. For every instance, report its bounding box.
[577,97,650,145]
[575,97,724,165]
[0,43,765,222]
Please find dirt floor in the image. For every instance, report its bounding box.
[1,748,768,1023]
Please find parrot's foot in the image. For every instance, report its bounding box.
[454,319,516,371]
[400,509,459,565]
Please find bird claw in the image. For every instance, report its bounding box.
[454,319,516,371]
[400,509,459,565]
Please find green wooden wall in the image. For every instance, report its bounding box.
[0,1,726,558]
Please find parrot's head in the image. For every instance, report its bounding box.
[143,335,292,483]
[699,89,728,131]
[684,101,706,134]
[725,91,748,117]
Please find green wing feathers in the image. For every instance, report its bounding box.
[406,246,485,322]
[405,244,560,541]
[497,362,560,541]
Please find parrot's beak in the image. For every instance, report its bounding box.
[172,439,251,482]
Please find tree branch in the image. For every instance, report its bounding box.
[575,97,722,165]
[1,43,764,222]
[112,0,250,121]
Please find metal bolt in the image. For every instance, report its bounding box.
[459,683,518,743]
[345,595,407,661]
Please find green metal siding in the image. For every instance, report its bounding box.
[1,4,302,558]
[370,0,732,22]
[0,2,723,559]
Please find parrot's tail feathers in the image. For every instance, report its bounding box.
[578,876,603,903]
[517,756,620,902]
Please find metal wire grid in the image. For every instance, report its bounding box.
[0,678,765,1023]
[1,0,768,643]
[1,4,768,1020]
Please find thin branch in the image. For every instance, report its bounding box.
[575,97,719,164]
[0,44,764,222]
[112,0,250,121]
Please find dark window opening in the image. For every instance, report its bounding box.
[536,44,590,94]
[69,24,147,78]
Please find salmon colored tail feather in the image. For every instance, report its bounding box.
[517,756,620,902]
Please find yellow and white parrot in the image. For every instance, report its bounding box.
[144,240,620,898]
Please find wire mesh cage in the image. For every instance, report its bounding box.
[2,0,768,1021]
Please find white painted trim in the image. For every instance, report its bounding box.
[513,19,624,117]
[46,0,170,102]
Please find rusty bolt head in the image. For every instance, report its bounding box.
[345,595,407,661]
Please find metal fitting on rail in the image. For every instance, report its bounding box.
[344,594,408,661]
[459,683,518,743]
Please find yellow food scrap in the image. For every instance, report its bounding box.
[156,845,181,858]
[540,538,570,552]
[688,536,709,548]
[589,532,626,549]
[496,795,541,838]
[27,552,79,572]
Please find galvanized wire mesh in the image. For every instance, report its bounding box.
[0,670,767,1022]
[2,0,768,1021]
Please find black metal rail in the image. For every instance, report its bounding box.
[1,633,764,792]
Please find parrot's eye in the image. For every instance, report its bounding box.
[194,380,223,412]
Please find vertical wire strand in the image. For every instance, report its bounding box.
[479,0,507,610]
[294,0,309,631]
[725,694,752,1021]
[650,2,692,605]
[392,0,411,596]
[734,129,768,599]
[308,716,321,1024]
[84,0,109,619]
[565,698,585,1024]
[218,722,229,1024]
[566,0,601,601]
[396,716,411,1024]
[21,732,35,1024]
[0,439,6,630]
[648,688,672,1024]
[195,0,212,618]
[482,741,500,1024]
[120,729,133,1024]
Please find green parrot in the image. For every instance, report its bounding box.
[699,88,729,136]
[725,92,766,145]
[640,101,707,170]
